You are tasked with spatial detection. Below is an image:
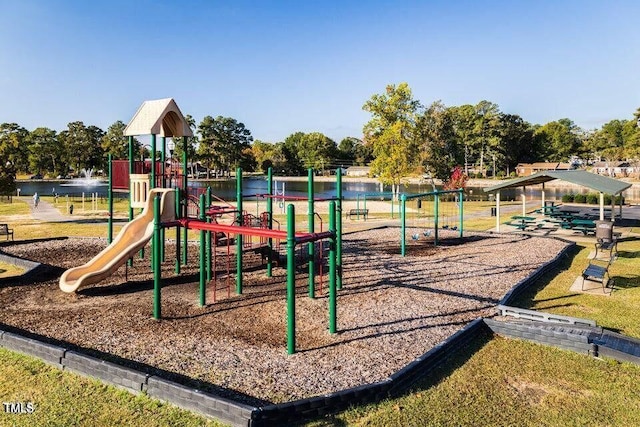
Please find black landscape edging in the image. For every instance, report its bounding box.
[0,318,491,426]
[484,318,595,355]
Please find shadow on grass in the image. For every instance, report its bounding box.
[617,250,640,259]
[305,328,493,427]
[507,243,582,309]
[611,275,640,291]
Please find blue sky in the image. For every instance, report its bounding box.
[1,1,639,143]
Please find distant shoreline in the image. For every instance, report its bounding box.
[17,175,640,189]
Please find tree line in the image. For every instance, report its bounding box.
[363,82,640,189]
[1,82,639,195]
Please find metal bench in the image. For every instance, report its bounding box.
[348,208,369,220]
[0,224,14,241]
[582,253,615,292]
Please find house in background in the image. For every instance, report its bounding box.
[591,161,634,177]
[345,166,371,177]
[515,162,571,176]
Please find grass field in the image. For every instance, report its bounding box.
[311,332,640,426]
[511,238,640,338]
[0,349,217,427]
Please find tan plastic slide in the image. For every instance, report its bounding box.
[59,188,176,293]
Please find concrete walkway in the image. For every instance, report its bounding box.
[24,197,69,222]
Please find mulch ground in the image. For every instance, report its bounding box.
[0,228,568,404]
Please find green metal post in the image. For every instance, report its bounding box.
[286,204,296,354]
[199,194,206,306]
[267,167,273,277]
[356,194,360,220]
[401,194,407,256]
[161,136,166,188]
[459,188,464,238]
[236,167,243,295]
[128,137,134,267]
[175,188,181,274]
[336,168,343,290]
[308,168,315,298]
[150,134,156,189]
[434,192,440,246]
[153,195,161,319]
[363,194,367,221]
[329,201,337,334]
[182,137,188,266]
[206,187,212,282]
[107,153,113,244]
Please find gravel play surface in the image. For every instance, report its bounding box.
[0,229,568,404]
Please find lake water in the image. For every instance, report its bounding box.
[15,178,640,202]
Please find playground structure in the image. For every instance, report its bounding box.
[58,98,343,354]
[400,189,464,256]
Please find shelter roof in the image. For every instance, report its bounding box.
[124,98,193,137]
[483,170,632,195]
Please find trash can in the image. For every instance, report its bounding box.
[69,204,74,215]
[595,220,613,241]
[490,207,497,217]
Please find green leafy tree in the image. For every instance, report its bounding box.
[416,101,461,180]
[534,119,581,162]
[0,123,30,174]
[587,119,626,163]
[0,158,16,196]
[447,104,477,175]
[370,121,415,191]
[473,101,501,176]
[337,137,373,166]
[298,132,337,172]
[197,116,254,176]
[495,113,536,175]
[251,140,277,173]
[281,132,306,175]
[363,83,421,195]
[622,109,640,164]
[173,114,198,176]
[27,127,66,177]
[59,122,105,174]
[101,120,134,160]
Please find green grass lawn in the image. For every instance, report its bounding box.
[311,332,640,426]
[511,238,640,338]
[5,220,123,240]
[0,199,30,216]
[0,349,219,427]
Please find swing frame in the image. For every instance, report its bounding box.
[399,188,464,256]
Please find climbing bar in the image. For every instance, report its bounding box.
[174,219,332,244]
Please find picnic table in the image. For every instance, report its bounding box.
[538,205,559,215]
[569,218,596,235]
[510,216,537,230]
